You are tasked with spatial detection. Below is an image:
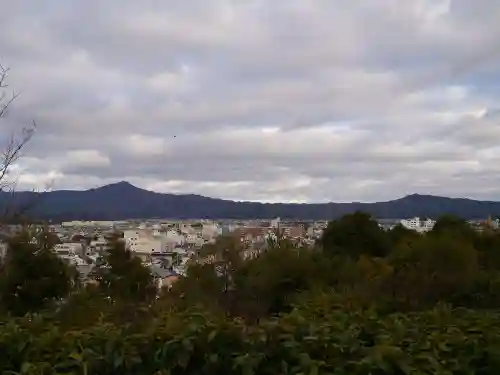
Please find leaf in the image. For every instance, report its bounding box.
[114,353,124,368]
[182,338,193,351]
[68,352,82,361]
[20,362,32,374]
[177,352,190,369]
[53,359,79,370]
[309,363,319,375]
[16,340,28,353]
[208,330,217,343]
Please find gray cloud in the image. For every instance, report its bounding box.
[2,0,500,203]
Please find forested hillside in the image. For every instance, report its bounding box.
[2,181,500,220]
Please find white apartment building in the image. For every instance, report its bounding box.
[88,239,108,254]
[180,224,196,235]
[54,243,84,256]
[184,234,205,247]
[62,220,115,228]
[201,223,221,240]
[123,229,169,260]
[400,217,436,233]
[165,230,185,246]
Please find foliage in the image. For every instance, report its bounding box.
[386,234,479,309]
[431,214,477,240]
[321,211,392,259]
[94,240,157,303]
[2,305,500,374]
[0,231,79,316]
[475,231,500,270]
[171,235,331,321]
[233,242,329,318]
[387,223,420,247]
[3,212,500,372]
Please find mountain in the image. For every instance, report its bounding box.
[0,181,499,221]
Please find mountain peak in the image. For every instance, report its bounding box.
[113,181,135,188]
[94,181,142,193]
[402,193,437,200]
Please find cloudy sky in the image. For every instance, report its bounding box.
[1,0,500,203]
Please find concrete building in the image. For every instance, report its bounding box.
[400,217,435,233]
[54,243,84,256]
[124,229,169,260]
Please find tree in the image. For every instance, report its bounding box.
[198,235,246,294]
[235,240,329,318]
[320,211,391,259]
[388,234,479,308]
[475,231,500,271]
[0,64,37,224]
[171,234,331,320]
[388,223,420,248]
[173,235,256,317]
[170,262,225,312]
[95,240,157,303]
[35,225,62,249]
[431,214,476,240]
[0,231,79,316]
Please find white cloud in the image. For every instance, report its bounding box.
[2,0,500,202]
[65,149,110,167]
[127,134,166,156]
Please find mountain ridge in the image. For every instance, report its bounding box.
[0,182,499,221]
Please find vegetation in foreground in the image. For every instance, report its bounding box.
[2,213,500,374]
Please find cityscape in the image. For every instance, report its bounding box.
[1,214,499,291]
[2,0,500,373]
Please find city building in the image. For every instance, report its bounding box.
[400,217,435,232]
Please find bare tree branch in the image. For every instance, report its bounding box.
[0,63,39,226]
[0,63,21,118]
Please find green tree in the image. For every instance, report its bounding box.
[388,223,420,248]
[173,234,331,320]
[95,240,157,303]
[0,232,79,316]
[431,214,476,240]
[35,226,62,249]
[471,231,500,271]
[53,284,110,329]
[169,262,225,312]
[320,211,391,259]
[236,240,329,318]
[199,235,246,294]
[388,234,479,308]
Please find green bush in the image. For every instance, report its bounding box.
[1,306,500,374]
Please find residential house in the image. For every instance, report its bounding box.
[150,265,180,290]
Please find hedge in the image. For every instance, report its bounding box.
[1,306,500,374]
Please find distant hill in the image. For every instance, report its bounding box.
[0,181,499,221]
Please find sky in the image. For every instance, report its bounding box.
[1,0,500,203]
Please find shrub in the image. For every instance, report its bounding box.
[1,306,500,374]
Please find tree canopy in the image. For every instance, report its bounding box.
[94,240,157,303]
[320,211,392,258]
[0,231,78,316]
